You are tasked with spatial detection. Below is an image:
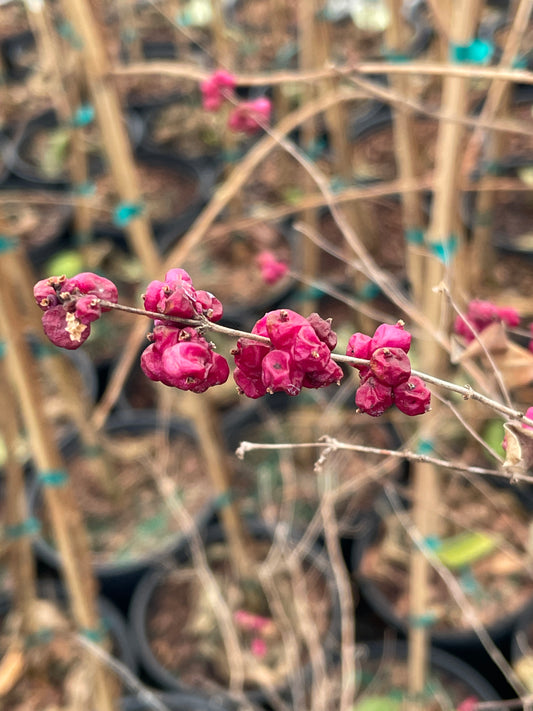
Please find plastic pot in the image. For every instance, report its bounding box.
[10,109,145,188]
[30,409,216,609]
[139,93,228,163]
[0,583,137,676]
[358,640,501,706]
[129,518,341,701]
[121,691,241,711]
[351,485,533,655]
[1,30,35,82]
[511,599,533,692]
[92,149,216,254]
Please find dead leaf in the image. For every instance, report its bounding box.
[459,323,533,389]
[503,421,533,479]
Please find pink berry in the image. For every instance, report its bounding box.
[496,306,520,328]
[64,272,118,307]
[233,338,270,376]
[371,321,411,353]
[195,290,223,322]
[355,375,393,417]
[42,306,90,350]
[250,637,267,658]
[291,325,331,370]
[234,367,268,399]
[261,349,303,396]
[160,339,213,390]
[34,278,60,310]
[143,280,167,312]
[256,251,288,285]
[266,309,308,350]
[306,313,337,351]
[200,70,237,112]
[346,332,372,361]
[303,359,343,389]
[228,97,272,135]
[394,376,431,416]
[370,347,411,387]
[74,295,102,324]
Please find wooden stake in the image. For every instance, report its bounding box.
[298,0,320,315]
[0,356,38,636]
[0,250,117,711]
[61,0,161,279]
[385,0,425,306]
[468,0,533,291]
[408,0,482,702]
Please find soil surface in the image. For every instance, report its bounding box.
[93,161,200,226]
[39,427,210,565]
[146,538,332,693]
[182,220,294,313]
[358,476,533,634]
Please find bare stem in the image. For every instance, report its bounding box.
[93,297,533,427]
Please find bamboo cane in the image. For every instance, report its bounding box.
[25,0,94,250]
[60,0,161,279]
[298,0,321,315]
[468,0,533,291]
[314,5,377,334]
[408,1,483,702]
[0,354,38,636]
[0,249,117,711]
[62,0,252,578]
[270,0,291,117]
[385,0,425,306]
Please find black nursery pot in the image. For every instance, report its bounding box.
[129,519,341,701]
[351,491,533,656]
[0,583,137,676]
[511,598,533,683]
[93,149,216,254]
[121,691,239,711]
[1,30,36,82]
[10,108,145,188]
[358,640,501,706]
[30,410,215,609]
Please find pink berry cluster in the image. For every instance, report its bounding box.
[256,250,289,285]
[33,272,118,350]
[454,299,520,343]
[232,309,343,398]
[140,268,229,393]
[200,69,272,135]
[347,321,431,417]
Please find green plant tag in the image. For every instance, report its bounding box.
[353,696,402,711]
[437,531,497,570]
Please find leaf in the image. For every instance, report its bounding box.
[459,322,533,389]
[518,166,533,186]
[354,696,402,711]
[436,531,497,570]
[41,128,70,178]
[503,421,533,479]
[514,654,533,693]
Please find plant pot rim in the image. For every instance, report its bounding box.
[30,409,215,580]
[129,518,341,698]
[359,639,501,704]
[351,487,533,650]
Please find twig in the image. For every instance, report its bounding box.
[92,297,533,428]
